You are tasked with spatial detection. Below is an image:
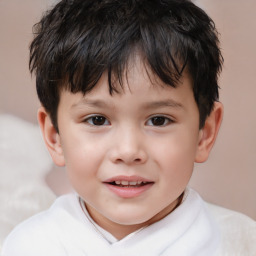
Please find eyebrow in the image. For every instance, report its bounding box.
[71,98,183,110]
[142,99,184,110]
[71,99,111,109]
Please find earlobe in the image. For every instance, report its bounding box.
[195,102,224,163]
[37,107,65,167]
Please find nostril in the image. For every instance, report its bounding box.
[109,148,148,165]
[114,157,144,164]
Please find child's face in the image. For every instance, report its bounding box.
[51,58,205,236]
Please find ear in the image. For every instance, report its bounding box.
[195,102,224,163]
[37,107,65,167]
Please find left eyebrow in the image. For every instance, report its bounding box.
[142,99,184,110]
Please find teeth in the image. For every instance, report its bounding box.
[114,181,146,186]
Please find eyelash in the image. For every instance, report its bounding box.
[146,116,173,127]
[83,115,173,127]
[84,115,110,126]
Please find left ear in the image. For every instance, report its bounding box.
[195,102,224,163]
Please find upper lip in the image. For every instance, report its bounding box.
[103,175,153,183]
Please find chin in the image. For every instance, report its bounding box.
[107,211,153,226]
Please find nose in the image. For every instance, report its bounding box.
[109,126,148,165]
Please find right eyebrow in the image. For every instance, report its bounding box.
[71,99,112,109]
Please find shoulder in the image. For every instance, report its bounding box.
[206,203,256,255]
[2,194,80,256]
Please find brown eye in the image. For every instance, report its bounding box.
[152,117,166,126]
[86,116,110,126]
[147,116,171,126]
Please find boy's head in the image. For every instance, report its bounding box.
[31,0,224,239]
[30,0,223,131]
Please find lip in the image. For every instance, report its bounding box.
[103,175,152,183]
[103,175,154,198]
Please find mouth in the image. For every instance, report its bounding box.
[107,180,153,187]
[103,176,154,198]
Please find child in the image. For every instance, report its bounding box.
[2,0,255,255]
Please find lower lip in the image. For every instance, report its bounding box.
[105,183,153,198]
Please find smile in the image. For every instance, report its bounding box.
[103,176,154,198]
[109,180,150,187]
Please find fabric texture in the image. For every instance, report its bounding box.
[1,189,219,255]
[207,203,256,256]
[2,188,256,256]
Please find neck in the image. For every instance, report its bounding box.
[82,193,184,240]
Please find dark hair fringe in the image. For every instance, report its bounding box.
[30,0,223,130]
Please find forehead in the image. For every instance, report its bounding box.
[91,54,192,96]
[58,58,195,113]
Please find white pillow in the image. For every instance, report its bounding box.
[0,114,56,249]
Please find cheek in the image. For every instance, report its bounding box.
[64,144,102,199]
[151,129,198,177]
[61,134,106,182]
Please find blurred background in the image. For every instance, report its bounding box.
[0,0,255,220]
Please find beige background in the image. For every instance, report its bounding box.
[0,0,255,220]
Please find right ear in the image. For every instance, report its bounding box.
[37,107,65,167]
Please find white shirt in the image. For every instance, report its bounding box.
[2,188,256,256]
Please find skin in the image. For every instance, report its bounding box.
[38,57,223,240]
